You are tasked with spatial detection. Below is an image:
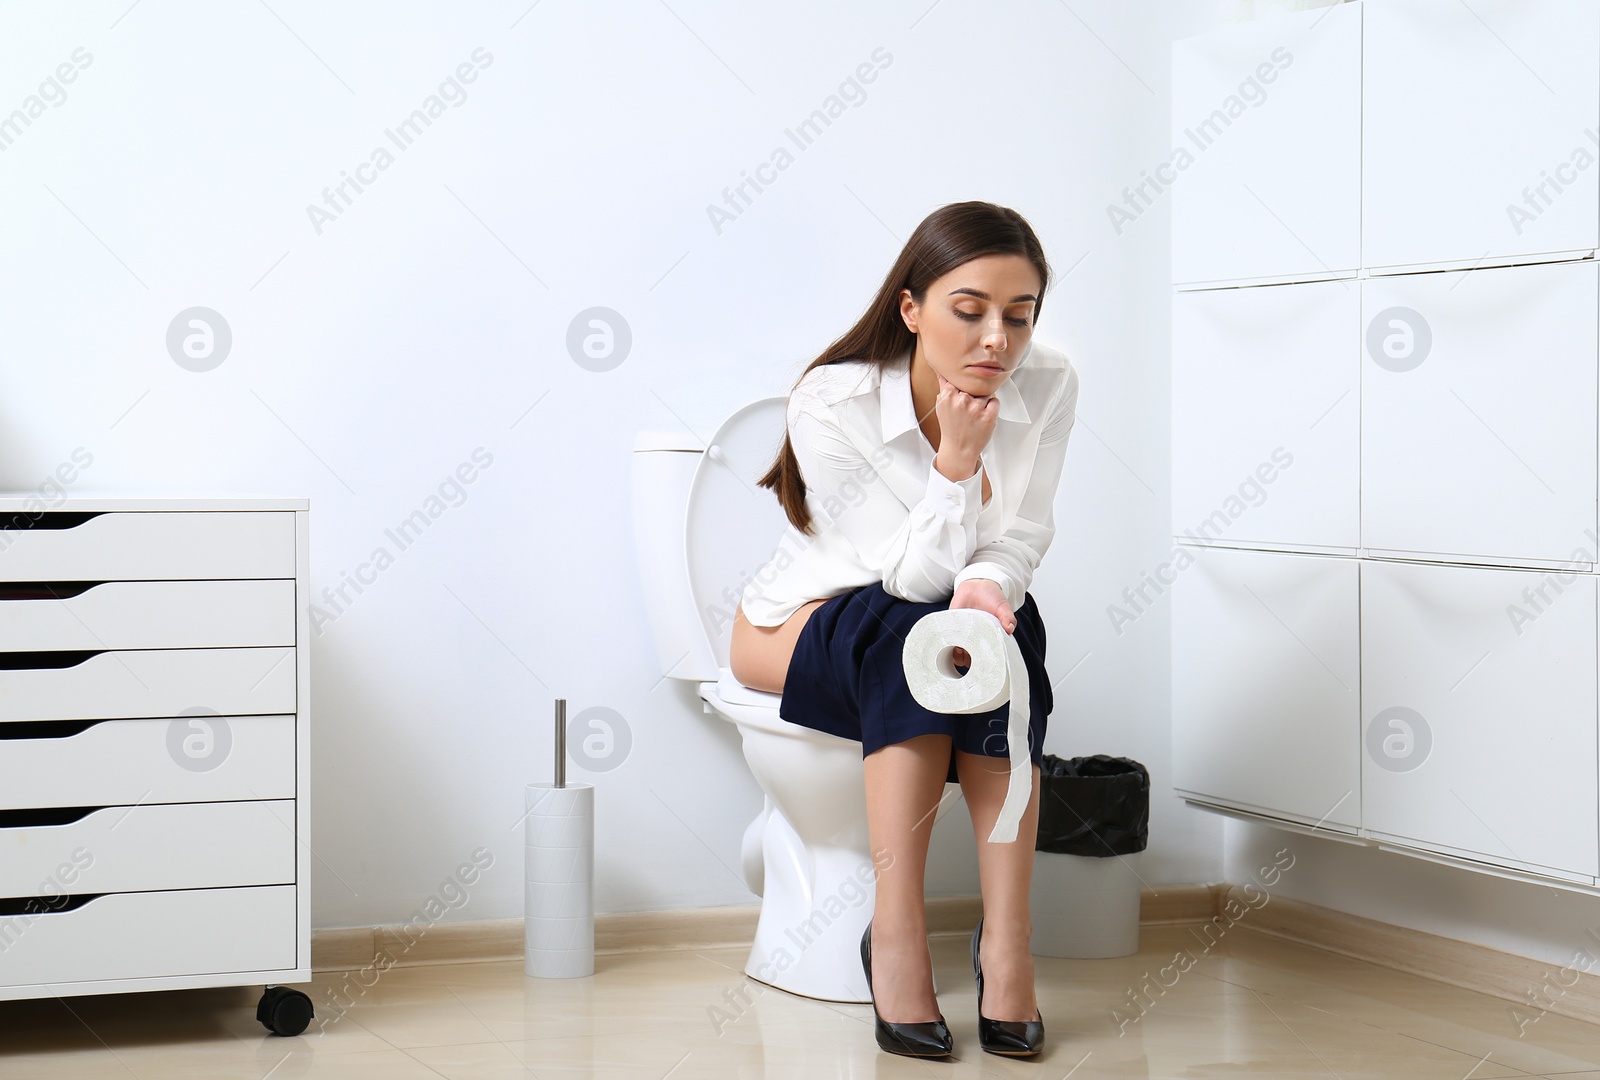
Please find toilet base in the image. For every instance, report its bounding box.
[705,691,963,1003]
[735,783,963,1003]
[740,804,875,1003]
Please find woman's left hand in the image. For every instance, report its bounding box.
[947,578,1016,667]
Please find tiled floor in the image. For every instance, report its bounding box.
[1,924,1598,1078]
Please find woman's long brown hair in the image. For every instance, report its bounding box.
[757,200,1051,535]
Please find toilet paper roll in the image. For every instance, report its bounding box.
[902,608,1032,844]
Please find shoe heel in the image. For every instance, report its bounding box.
[860,922,953,1058]
[972,917,1046,1056]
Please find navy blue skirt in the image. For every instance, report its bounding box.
[778,582,1053,785]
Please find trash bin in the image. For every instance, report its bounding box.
[1029,754,1149,958]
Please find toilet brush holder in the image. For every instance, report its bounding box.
[525,699,594,978]
[524,780,594,978]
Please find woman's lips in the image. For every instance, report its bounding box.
[967,363,1005,376]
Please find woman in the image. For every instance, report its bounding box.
[729,200,1080,1058]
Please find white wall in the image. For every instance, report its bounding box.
[0,0,1220,931]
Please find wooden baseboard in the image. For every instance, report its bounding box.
[1221,884,1600,1028]
[312,884,1223,972]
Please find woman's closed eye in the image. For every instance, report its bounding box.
[954,310,1030,327]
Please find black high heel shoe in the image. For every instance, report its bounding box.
[972,917,1045,1056]
[859,922,953,1057]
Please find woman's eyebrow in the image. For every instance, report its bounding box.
[947,287,1037,303]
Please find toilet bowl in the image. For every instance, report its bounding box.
[633,401,963,1003]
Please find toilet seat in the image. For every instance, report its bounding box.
[709,667,782,708]
[700,667,858,743]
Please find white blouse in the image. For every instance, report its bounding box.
[739,339,1081,628]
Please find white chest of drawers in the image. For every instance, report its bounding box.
[0,497,312,1033]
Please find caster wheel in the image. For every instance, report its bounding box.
[257,985,314,1036]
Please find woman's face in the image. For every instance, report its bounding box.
[900,253,1042,395]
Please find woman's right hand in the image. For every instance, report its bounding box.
[948,578,1015,668]
[933,368,999,477]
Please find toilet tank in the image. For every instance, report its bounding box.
[632,430,718,684]
[633,397,791,685]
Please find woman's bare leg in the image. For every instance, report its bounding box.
[954,750,1042,1022]
[863,733,952,1023]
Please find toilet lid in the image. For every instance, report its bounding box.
[684,396,791,668]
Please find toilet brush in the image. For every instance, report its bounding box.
[524,698,595,978]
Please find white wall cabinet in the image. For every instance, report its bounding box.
[1172,279,1360,551]
[0,499,314,1035]
[1360,559,1598,882]
[1172,5,1600,894]
[1362,0,1600,270]
[1172,545,1361,832]
[1171,2,1361,285]
[1360,260,1598,565]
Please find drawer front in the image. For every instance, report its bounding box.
[0,647,294,722]
[0,714,294,809]
[0,885,296,988]
[0,800,295,894]
[0,512,295,581]
[0,580,295,652]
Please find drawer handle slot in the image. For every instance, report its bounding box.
[0,512,104,532]
[0,650,104,670]
[0,582,104,601]
[0,893,104,917]
[0,806,102,829]
[0,717,108,740]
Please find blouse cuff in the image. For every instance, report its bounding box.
[923,455,986,524]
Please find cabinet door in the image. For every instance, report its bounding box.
[0,714,295,810]
[1172,545,1360,830]
[1171,3,1360,285]
[0,580,294,651]
[1363,0,1600,269]
[0,886,296,988]
[0,801,296,894]
[1361,559,1598,880]
[1360,260,1598,564]
[0,512,295,581]
[1173,280,1359,550]
[0,647,296,722]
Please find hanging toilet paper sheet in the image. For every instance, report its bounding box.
[902,608,1032,844]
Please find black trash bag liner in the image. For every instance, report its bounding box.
[1035,754,1149,856]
